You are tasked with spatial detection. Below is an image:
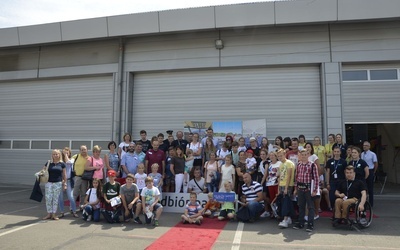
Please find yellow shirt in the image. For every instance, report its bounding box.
[314,145,326,164]
[325,143,334,159]
[72,154,89,176]
[279,160,295,187]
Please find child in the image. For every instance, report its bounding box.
[102,170,121,223]
[141,176,163,226]
[238,137,247,153]
[82,178,102,222]
[203,192,221,218]
[218,181,236,221]
[184,149,194,190]
[245,149,257,174]
[148,163,163,199]
[216,142,231,167]
[181,192,204,225]
[135,163,147,193]
[120,174,141,223]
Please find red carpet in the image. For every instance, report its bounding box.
[145,218,228,250]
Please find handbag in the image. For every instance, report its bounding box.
[35,160,50,184]
[81,157,94,181]
[29,179,43,202]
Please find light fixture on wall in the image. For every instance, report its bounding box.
[215,39,224,49]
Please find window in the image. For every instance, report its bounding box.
[342,70,368,81]
[13,141,30,149]
[370,69,398,80]
[32,141,49,149]
[0,140,11,149]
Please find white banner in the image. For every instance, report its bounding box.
[160,192,209,213]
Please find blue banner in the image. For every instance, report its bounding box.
[212,192,236,202]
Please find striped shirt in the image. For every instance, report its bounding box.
[295,161,319,191]
[242,181,263,202]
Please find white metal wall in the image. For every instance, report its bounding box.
[131,66,322,140]
[342,64,400,123]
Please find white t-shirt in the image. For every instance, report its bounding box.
[219,164,235,192]
[141,186,160,206]
[86,188,100,209]
[238,146,247,153]
[217,149,231,166]
[135,173,147,190]
[308,154,318,163]
[188,177,206,194]
[266,161,281,186]
[187,142,203,160]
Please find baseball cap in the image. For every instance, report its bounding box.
[107,170,117,177]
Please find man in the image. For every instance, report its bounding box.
[325,146,348,207]
[201,128,219,149]
[277,148,295,228]
[187,132,193,143]
[286,138,300,167]
[293,149,319,232]
[157,133,168,153]
[172,131,189,150]
[72,145,90,207]
[350,147,369,182]
[247,137,260,158]
[238,173,264,222]
[145,140,166,176]
[333,165,367,226]
[137,130,152,153]
[187,167,206,194]
[121,142,145,177]
[361,141,378,207]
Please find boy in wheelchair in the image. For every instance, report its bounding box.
[333,165,367,227]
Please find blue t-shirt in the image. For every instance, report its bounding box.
[47,162,66,182]
[186,201,202,216]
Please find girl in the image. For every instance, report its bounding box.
[204,152,219,192]
[238,137,247,152]
[43,149,67,220]
[325,133,335,160]
[171,146,186,193]
[274,136,284,150]
[148,163,163,198]
[184,149,194,188]
[58,147,79,218]
[219,155,235,192]
[235,151,247,195]
[203,138,216,168]
[261,151,281,218]
[134,163,147,193]
[82,178,102,222]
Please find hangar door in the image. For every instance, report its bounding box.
[131,66,322,139]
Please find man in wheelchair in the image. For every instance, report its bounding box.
[333,165,367,226]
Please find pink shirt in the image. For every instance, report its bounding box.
[91,157,104,180]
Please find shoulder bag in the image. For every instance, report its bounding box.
[81,157,95,181]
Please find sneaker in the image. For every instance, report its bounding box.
[260,211,270,218]
[293,223,304,230]
[304,215,308,221]
[314,215,319,220]
[86,215,92,222]
[286,217,292,225]
[125,218,131,222]
[359,218,368,225]
[182,218,188,224]
[306,224,314,232]
[154,220,159,227]
[278,220,288,228]
[271,204,278,218]
[195,220,201,226]
[134,217,143,224]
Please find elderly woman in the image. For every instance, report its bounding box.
[85,145,105,183]
[43,149,67,220]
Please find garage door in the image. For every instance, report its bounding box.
[132,66,322,139]
[342,64,400,123]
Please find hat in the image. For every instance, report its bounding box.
[166,130,173,135]
[246,149,254,155]
[249,137,256,142]
[107,170,117,177]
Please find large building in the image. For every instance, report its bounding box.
[1,0,400,185]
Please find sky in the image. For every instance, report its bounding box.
[0,0,270,29]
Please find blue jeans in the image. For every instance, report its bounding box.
[297,189,315,225]
[58,180,76,213]
[83,205,100,222]
[207,182,218,193]
[247,201,264,219]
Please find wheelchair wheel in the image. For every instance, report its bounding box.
[356,201,372,228]
[346,203,358,227]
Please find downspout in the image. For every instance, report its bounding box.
[321,63,327,144]
[117,38,125,141]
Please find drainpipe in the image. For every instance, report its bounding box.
[116,38,125,141]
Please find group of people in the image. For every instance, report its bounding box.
[40,129,378,232]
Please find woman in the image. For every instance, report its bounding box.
[260,137,270,152]
[235,151,247,195]
[346,145,353,164]
[219,155,235,192]
[85,145,104,183]
[104,141,119,175]
[58,147,78,218]
[261,151,281,218]
[186,133,203,168]
[171,146,186,193]
[225,135,234,150]
[332,133,348,160]
[204,152,219,192]
[203,137,216,167]
[118,132,133,160]
[298,134,307,149]
[305,142,322,175]
[43,149,67,220]
[313,136,326,168]
[283,137,291,151]
[324,133,335,160]
[255,149,269,183]
[350,146,369,182]
[274,136,284,150]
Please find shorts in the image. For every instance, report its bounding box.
[219,209,235,218]
[164,176,175,185]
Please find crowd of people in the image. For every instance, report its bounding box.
[40,129,378,231]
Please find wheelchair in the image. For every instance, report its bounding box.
[333,200,372,229]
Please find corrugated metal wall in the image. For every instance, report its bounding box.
[131,66,322,140]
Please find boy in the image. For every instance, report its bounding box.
[203,192,221,218]
[181,192,204,225]
[218,181,236,221]
[102,170,121,223]
[141,176,163,226]
[120,174,141,223]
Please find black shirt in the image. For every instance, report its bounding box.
[326,158,347,182]
[350,159,369,181]
[337,179,366,200]
[47,162,66,183]
[332,143,348,160]
[138,139,152,153]
[171,139,189,150]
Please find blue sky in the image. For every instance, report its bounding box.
[0,0,269,28]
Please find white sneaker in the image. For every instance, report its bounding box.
[314,215,319,220]
[286,217,292,225]
[278,220,288,228]
[304,215,308,221]
[260,211,270,218]
[86,215,92,222]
